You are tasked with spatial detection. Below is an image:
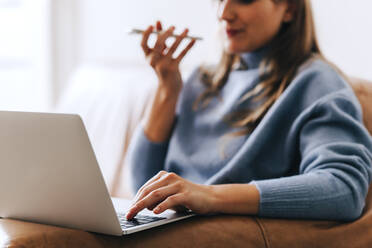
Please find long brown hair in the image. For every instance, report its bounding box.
[194,0,321,144]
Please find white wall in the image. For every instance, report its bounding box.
[312,0,372,80]
[77,0,219,68]
[50,0,79,106]
[0,0,51,111]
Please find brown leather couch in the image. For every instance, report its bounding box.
[1,79,372,248]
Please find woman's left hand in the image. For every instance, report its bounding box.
[125,171,214,220]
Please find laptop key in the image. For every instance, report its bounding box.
[117,213,166,229]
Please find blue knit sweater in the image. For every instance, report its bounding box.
[127,50,372,221]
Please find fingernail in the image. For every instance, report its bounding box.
[125,213,131,220]
[154,207,161,213]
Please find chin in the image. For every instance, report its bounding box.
[224,42,254,54]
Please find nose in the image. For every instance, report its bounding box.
[217,0,236,22]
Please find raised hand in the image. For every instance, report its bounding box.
[141,21,196,94]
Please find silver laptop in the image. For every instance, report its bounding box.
[0,111,194,236]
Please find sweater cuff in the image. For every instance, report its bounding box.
[127,122,170,192]
[251,176,313,218]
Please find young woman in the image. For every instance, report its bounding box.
[125,0,372,221]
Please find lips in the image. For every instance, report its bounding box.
[226,28,243,38]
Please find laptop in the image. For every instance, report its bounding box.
[0,111,194,236]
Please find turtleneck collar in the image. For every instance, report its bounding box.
[236,45,270,70]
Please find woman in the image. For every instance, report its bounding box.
[125,0,372,221]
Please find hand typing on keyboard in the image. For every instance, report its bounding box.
[125,171,213,220]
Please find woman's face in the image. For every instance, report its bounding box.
[217,0,293,54]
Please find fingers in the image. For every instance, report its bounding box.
[141,25,154,56]
[166,28,189,57]
[153,194,186,214]
[141,20,196,62]
[155,21,166,53]
[140,21,166,57]
[127,172,181,219]
[133,171,167,202]
[133,172,171,204]
[155,20,167,53]
[156,20,162,32]
[126,173,205,220]
[126,184,180,220]
[153,26,175,54]
[175,38,196,63]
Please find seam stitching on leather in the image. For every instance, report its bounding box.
[254,218,271,248]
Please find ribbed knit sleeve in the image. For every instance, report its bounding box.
[252,92,372,221]
[126,122,170,193]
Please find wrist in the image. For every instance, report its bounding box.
[156,85,182,100]
[142,86,180,143]
[208,184,260,215]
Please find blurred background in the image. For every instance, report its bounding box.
[1,0,372,113]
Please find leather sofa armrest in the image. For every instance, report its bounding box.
[349,78,372,135]
[0,218,102,248]
[0,215,266,248]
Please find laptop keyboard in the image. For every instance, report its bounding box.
[117,213,166,229]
